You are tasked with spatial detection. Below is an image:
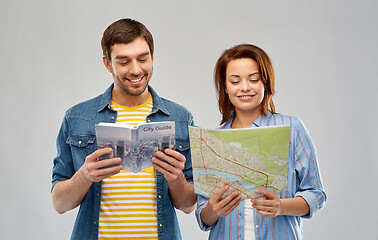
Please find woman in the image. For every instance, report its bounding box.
[195,44,326,240]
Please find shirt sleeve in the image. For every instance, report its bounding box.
[195,194,214,231]
[51,114,75,191]
[292,117,327,218]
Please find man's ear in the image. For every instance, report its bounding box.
[103,56,113,73]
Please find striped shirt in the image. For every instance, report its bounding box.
[98,94,158,240]
[195,113,327,240]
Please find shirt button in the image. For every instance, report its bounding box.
[255,225,259,229]
[159,224,163,227]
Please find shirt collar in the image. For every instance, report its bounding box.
[97,83,170,116]
[221,111,272,129]
[149,85,170,116]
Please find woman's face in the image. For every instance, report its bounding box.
[225,58,265,116]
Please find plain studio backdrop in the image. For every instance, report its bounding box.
[1,0,377,239]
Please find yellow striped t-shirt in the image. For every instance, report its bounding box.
[99,94,158,240]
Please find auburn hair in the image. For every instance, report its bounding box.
[214,44,276,124]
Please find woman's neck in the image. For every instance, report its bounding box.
[231,110,261,129]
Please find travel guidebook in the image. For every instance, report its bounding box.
[95,121,175,173]
[189,125,290,199]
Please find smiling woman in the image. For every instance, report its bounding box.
[195,44,327,240]
[225,58,265,127]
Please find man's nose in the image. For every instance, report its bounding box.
[129,61,142,75]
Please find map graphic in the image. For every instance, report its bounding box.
[189,125,290,199]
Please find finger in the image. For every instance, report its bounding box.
[221,196,242,217]
[212,185,230,201]
[221,190,240,203]
[251,197,279,209]
[98,157,122,169]
[165,148,186,162]
[87,148,113,162]
[153,162,170,176]
[156,149,186,164]
[151,156,182,175]
[153,163,184,183]
[256,209,276,218]
[254,189,278,199]
[92,164,123,181]
[252,203,276,212]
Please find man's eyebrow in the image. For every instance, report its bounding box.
[115,52,150,60]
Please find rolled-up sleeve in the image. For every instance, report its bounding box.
[195,194,214,231]
[292,117,327,218]
[51,114,75,191]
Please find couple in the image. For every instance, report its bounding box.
[51,18,326,240]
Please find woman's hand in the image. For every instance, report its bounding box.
[201,185,242,226]
[251,189,282,218]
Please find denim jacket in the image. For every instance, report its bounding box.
[52,84,194,240]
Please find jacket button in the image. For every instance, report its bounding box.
[78,141,82,145]
[159,224,163,227]
[158,195,162,199]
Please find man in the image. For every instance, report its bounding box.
[52,18,196,240]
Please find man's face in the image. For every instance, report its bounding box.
[104,37,154,101]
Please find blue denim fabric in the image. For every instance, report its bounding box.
[52,84,194,240]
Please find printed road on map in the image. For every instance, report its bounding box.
[189,125,290,199]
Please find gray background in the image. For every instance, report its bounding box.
[1,0,377,239]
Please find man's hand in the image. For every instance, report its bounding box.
[83,148,123,182]
[151,148,196,213]
[52,147,123,214]
[151,148,186,183]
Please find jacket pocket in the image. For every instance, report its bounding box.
[175,138,190,153]
[66,135,96,170]
[175,138,193,183]
[67,135,96,148]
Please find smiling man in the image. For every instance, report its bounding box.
[51,18,196,240]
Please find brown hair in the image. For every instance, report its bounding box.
[101,18,154,61]
[214,44,276,125]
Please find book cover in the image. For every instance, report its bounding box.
[189,125,290,199]
[95,121,175,173]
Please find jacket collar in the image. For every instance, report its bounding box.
[97,83,170,116]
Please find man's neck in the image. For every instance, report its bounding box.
[111,88,150,107]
